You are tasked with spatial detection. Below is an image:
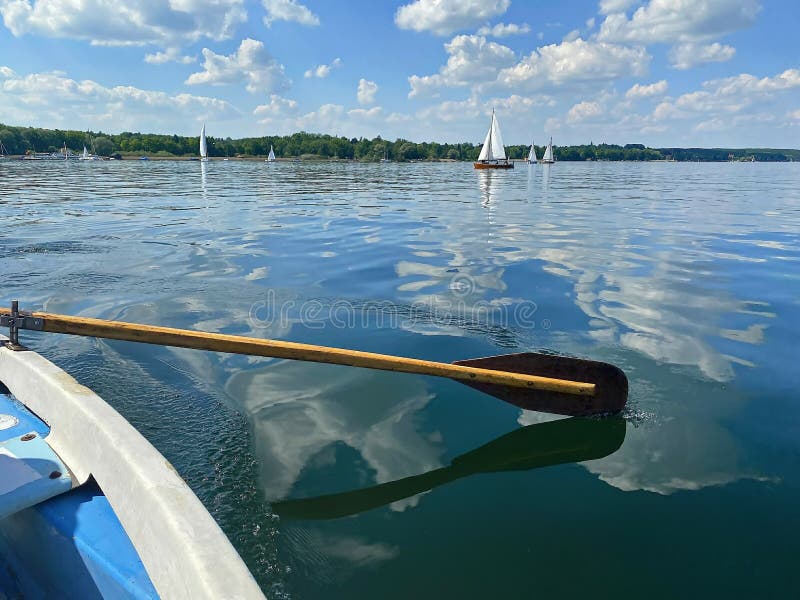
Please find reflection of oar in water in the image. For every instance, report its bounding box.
[1,303,627,416]
[272,416,626,520]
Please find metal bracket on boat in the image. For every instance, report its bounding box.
[1,301,44,350]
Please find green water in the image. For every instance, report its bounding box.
[1,160,798,598]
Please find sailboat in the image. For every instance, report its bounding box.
[474,109,513,169]
[199,124,208,162]
[527,141,538,164]
[266,145,276,162]
[78,145,100,161]
[0,139,8,159]
[542,137,555,164]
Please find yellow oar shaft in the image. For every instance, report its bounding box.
[1,309,596,397]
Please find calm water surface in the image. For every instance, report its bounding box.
[1,160,799,598]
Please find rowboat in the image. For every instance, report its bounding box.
[0,334,265,599]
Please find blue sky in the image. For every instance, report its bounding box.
[1,0,798,147]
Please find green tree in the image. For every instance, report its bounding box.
[93,137,114,156]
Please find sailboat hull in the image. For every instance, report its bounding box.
[474,161,514,169]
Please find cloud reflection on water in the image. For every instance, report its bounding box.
[226,360,443,509]
[8,161,794,509]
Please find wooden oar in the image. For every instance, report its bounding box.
[0,305,627,416]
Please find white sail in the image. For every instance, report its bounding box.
[267,145,275,162]
[542,137,554,163]
[477,110,507,161]
[477,127,493,161]
[82,146,89,159]
[199,124,207,160]
[527,141,537,163]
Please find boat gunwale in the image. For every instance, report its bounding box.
[0,338,265,599]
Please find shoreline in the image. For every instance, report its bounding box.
[1,155,792,163]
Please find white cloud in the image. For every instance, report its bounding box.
[408,34,516,98]
[563,29,581,42]
[357,78,378,105]
[695,117,726,132]
[287,103,395,140]
[598,0,761,44]
[495,38,650,91]
[416,96,482,123]
[262,0,319,27]
[395,0,510,36]
[253,94,298,124]
[296,102,340,128]
[711,68,800,95]
[0,68,238,133]
[414,94,549,133]
[567,100,603,123]
[669,42,736,70]
[652,68,800,123]
[0,65,15,78]
[598,0,640,15]
[626,79,667,98]
[0,0,246,46]
[652,100,680,121]
[144,47,196,65]
[411,36,650,99]
[476,22,530,37]
[585,17,596,29]
[789,109,800,121]
[250,97,410,138]
[186,38,289,94]
[349,106,383,120]
[304,57,342,79]
[490,93,544,112]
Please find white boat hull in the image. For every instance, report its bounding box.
[0,338,264,599]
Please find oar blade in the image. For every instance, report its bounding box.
[453,352,628,416]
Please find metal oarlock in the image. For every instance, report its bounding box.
[0,301,44,350]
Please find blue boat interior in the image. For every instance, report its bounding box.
[0,389,159,599]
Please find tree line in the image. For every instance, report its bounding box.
[1,123,798,162]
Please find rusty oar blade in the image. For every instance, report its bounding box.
[453,352,628,416]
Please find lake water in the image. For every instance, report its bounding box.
[1,160,799,598]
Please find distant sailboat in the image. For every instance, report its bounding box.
[200,124,208,162]
[542,137,555,164]
[474,109,513,169]
[79,145,100,161]
[0,139,9,158]
[527,141,538,164]
[266,145,276,162]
